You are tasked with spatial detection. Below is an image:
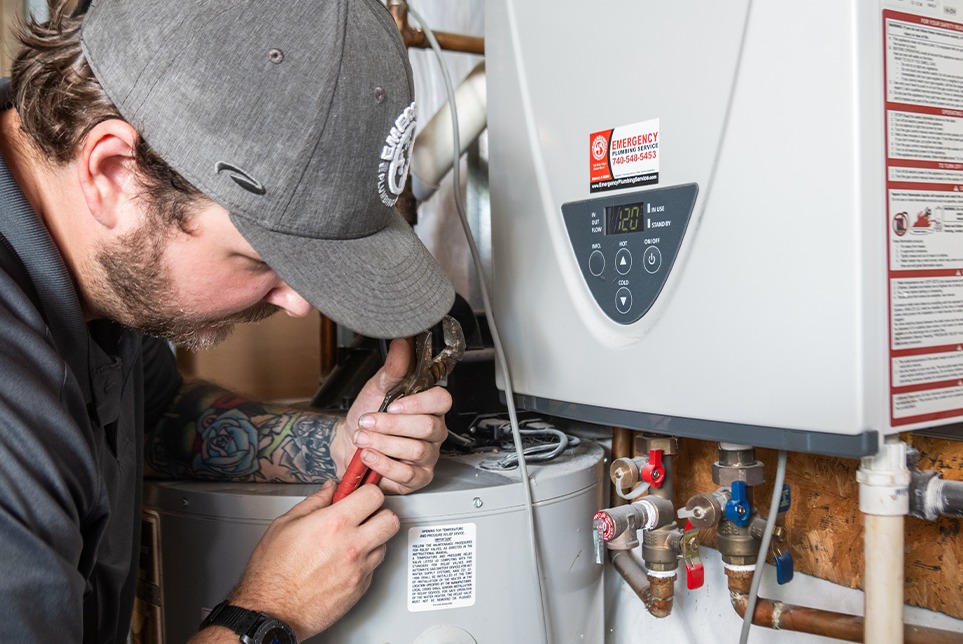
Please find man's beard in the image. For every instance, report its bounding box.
[88,223,279,351]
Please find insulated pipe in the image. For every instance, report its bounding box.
[725,567,961,644]
[409,61,487,202]
[857,438,910,644]
[908,447,963,520]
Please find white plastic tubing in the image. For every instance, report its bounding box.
[409,60,487,202]
[856,437,911,644]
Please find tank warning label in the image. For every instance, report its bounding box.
[407,523,476,612]
[589,118,660,193]
[885,10,963,425]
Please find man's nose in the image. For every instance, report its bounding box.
[264,283,312,318]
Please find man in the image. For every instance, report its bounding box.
[0,0,456,642]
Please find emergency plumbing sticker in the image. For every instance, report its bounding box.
[407,523,476,612]
[589,118,660,193]
[884,10,963,425]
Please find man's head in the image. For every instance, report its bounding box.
[9,0,454,343]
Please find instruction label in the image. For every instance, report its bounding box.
[885,10,963,425]
[589,118,660,193]
[407,523,476,612]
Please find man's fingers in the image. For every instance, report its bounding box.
[378,337,412,389]
[381,387,452,419]
[280,479,337,520]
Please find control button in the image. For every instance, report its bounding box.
[615,287,632,314]
[643,246,662,274]
[589,250,605,276]
[615,248,632,275]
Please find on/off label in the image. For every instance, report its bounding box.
[407,523,476,612]
[589,118,660,193]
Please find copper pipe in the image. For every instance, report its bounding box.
[610,550,648,600]
[641,573,675,619]
[319,315,338,378]
[726,567,962,643]
[610,427,633,507]
[388,1,484,55]
[610,550,677,620]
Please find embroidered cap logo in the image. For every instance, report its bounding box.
[215,161,267,196]
[378,102,417,207]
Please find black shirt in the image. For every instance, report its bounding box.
[0,82,181,643]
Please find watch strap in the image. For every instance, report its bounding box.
[201,602,263,636]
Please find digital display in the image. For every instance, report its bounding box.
[605,202,645,235]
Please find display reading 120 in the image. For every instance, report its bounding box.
[604,202,646,235]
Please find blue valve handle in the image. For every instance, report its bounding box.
[775,550,794,584]
[778,483,791,513]
[725,481,751,527]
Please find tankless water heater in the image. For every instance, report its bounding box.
[487,0,963,455]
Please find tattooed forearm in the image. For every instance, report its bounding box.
[145,380,341,482]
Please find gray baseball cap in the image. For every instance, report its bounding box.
[80,0,454,339]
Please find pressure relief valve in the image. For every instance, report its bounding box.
[592,495,677,562]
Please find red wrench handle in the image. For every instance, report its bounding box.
[333,449,371,502]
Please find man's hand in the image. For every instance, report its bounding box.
[193,482,398,642]
[333,337,451,495]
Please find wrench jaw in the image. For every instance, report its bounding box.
[381,315,466,409]
[429,315,466,385]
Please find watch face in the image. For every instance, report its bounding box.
[258,625,294,644]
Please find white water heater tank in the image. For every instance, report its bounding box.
[137,444,605,643]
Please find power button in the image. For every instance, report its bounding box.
[643,246,662,274]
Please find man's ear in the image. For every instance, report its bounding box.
[76,118,142,231]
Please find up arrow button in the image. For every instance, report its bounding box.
[615,248,632,275]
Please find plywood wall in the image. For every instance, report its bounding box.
[670,434,963,619]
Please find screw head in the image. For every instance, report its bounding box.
[472,497,483,509]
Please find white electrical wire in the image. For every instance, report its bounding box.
[739,449,788,644]
[404,5,552,643]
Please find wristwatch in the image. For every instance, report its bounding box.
[200,601,297,644]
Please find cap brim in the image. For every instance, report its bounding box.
[230,211,455,339]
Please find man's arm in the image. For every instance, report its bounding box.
[145,379,343,482]
[146,337,452,492]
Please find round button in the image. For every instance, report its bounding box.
[615,248,632,275]
[643,246,662,274]
[589,250,605,276]
[615,287,632,314]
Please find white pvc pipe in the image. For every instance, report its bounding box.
[410,60,487,202]
[864,514,905,643]
[857,438,910,644]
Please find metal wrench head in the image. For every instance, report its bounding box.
[426,315,466,384]
[383,315,466,405]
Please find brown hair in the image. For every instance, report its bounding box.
[9,1,203,229]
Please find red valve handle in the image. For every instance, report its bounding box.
[685,559,705,590]
[683,519,705,590]
[593,511,616,542]
[640,449,665,489]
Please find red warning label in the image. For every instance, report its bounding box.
[589,118,660,193]
[884,10,963,426]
